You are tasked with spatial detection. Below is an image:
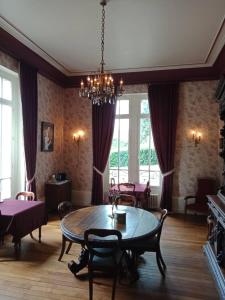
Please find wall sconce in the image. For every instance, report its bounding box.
[192,130,202,147]
[73,130,85,144]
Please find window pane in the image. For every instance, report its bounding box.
[116,100,129,115]
[110,120,119,168]
[141,99,149,114]
[1,105,12,179]
[139,170,149,184]
[1,178,11,199]
[119,170,128,183]
[2,79,12,101]
[139,118,150,167]
[150,171,160,186]
[119,119,129,168]
[109,169,118,184]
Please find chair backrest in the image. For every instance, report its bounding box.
[118,183,135,193]
[57,201,73,220]
[110,178,116,188]
[144,181,151,199]
[156,209,168,243]
[196,178,216,203]
[15,191,35,201]
[116,194,136,207]
[84,229,122,259]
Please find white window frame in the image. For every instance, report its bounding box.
[0,65,24,198]
[104,93,162,196]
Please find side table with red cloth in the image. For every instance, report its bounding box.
[0,199,47,244]
[109,183,151,207]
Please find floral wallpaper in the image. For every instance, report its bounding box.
[36,74,64,198]
[63,88,92,192]
[173,80,222,211]
[0,50,18,72]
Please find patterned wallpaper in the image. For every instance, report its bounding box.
[36,74,64,198]
[64,88,92,192]
[173,80,222,211]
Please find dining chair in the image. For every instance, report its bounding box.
[84,228,123,300]
[184,178,216,215]
[116,194,136,207]
[143,181,151,209]
[126,209,168,277]
[15,191,35,201]
[58,201,74,261]
[15,191,41,242]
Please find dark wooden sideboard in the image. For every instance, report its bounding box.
[45,180,72,212]
[204,192,225,299]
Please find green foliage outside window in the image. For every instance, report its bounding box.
[110,149,158,168]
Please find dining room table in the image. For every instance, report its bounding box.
[0,199,47,250]
[60,205,159,279]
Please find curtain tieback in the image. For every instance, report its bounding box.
[93,166,103,176]
[162,169,175,177]
[26,174,35,191]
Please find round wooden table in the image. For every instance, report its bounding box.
[61,205,159,245]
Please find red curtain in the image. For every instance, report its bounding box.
[148,83,179,211]
[20,62,38,194]
[92,102,117,205]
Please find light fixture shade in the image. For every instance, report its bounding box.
[79,0,124,105]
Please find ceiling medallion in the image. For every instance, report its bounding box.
[79,0,124,105]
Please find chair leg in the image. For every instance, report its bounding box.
[156,252,165,277]
[158,248,166,269]
[112,270,118,300]
[58,235,66,261]
[38,226,41,243]
[30,232,34,240]
[65,241,73,254]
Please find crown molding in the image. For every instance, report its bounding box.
[0,25,224,88]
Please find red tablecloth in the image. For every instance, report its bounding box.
[0,199,47,243]
[109,183,150,204]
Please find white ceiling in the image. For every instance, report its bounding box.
[0,0,225,76]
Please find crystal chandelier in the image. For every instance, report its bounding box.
[79,0,124,105]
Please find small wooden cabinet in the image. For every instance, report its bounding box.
[45,180,72,212]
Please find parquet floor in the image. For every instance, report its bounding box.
[0,213,219,300]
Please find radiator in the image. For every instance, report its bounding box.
[148,194,159,209]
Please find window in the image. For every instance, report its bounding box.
[0,66,25,199]
[107,93,161,191]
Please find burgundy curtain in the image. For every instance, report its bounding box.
[20,62,38,194]
[92,102,117,205]
[148,83,179,211]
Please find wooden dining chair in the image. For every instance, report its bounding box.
[84,228,123,300]
[58,201,74,261]
[116,194,136,207]
[15,191,41,242]
[15,191,35,201]
[126,209,168,277]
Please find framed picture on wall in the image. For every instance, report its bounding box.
[41,122,54,152]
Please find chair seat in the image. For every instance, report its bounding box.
[125,236,157,251]
[92,248,123,269]
[186,202,208,212]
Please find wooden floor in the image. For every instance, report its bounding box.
[0,213,219,300]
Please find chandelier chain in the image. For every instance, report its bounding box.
[100,4,105,72]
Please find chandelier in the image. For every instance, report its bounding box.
[79,0,124,105]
